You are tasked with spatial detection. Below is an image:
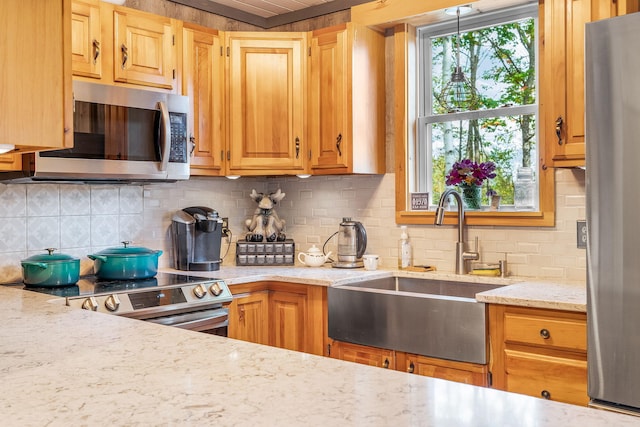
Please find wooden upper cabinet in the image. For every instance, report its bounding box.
[309,23,385,175]
[113,6,176,90]
[71,0,102,79]
[226,32,308,175]
[182,24,225,176]
[543,0,638,167]
[0,0,73,152]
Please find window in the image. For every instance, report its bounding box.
[410,4,542,213]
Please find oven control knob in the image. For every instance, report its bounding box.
[105,294,121,312]
[81,297,99,311]
[209,282,223,296]
[193,284,207,299]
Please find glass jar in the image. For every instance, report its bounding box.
[514,167,535,210]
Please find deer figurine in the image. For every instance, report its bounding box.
[245,189,287,242]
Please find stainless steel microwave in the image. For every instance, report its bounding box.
[3,81,190,183]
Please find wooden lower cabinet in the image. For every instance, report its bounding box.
[396,353,489,387]
[227,282,326,356]
[489,304,588,406]
[327,340,395,369]
[227,289,269,346]
[327,340,487,386]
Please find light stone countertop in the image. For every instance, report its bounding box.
[0,284,635,426]
[164,265,587,312]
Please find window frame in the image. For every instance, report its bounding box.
[394,3,555,227]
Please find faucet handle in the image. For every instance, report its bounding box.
[474,236,479,253]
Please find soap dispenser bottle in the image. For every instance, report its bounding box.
[398,226,412,269]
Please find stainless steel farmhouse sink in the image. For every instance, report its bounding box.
[327,276,504,364]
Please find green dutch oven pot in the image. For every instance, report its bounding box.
[88,241,163,280]
[21,248,80,287]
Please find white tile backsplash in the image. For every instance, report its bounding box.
[27,216,60,252]
[91,214,120,247]
[27,184,60,217]
[0,218,26,252]
[119,186,143,214]
[0,185,26,217]
[60,184,91,216]
[60,215,91,248]
[91,186,120,215]
[0,168,587,283]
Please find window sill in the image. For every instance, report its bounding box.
[395,209,555,227]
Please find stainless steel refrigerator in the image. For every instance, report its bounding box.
[586,12,640,415]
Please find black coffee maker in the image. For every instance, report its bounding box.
[171,206,223,271]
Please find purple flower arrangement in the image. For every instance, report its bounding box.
[445,159,497,187]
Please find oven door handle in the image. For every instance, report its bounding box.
[157,101,171,172]
[146,308,228,332]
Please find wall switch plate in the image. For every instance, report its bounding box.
[577,220,587,249]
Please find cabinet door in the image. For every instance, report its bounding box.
[113,7,175,90]
[489,304,589,406]
[71,0,102,79]
[183,25,225,176]
[0,154,21,171]
[504,349,588,406]
[328,340,395,369]
[544,0,636,167]
[0,0,73,152]
[226,32,307,175]
[269,291,307,352]
[227,291,269,345]
[309,23,385,175]
[309,25,349,172]
[398,353,489,387]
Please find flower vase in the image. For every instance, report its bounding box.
[460,185,482,210]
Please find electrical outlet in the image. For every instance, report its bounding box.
[577,220,587,249]
[221,217,231,243]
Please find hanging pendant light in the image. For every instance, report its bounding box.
[436,6,478,113]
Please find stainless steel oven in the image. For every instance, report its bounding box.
[18,273,233,336]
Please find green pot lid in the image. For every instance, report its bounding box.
[22,248,79,263]
[94,241,160,256]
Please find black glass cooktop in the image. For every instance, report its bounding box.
[6,272,220,298]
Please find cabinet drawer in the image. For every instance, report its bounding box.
[504,311,586,352]
[505,349,588,406]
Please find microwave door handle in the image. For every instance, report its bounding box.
[157,101,171,172]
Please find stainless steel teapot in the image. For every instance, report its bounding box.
[332,217,367,268]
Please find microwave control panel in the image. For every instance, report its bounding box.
[169,112,188,163]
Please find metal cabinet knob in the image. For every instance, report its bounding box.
[382,358,390,369]
[541,390,551,400]
[540,328,551,339]
[407,362,415,374]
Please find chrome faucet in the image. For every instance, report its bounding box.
[434,189,480,274]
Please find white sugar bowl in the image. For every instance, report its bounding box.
[298,245,331,267]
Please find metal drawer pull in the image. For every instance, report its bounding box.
[541,390,551,400]
[382,358,389,369]
[540,328,551,339]
[407,362,415,373]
